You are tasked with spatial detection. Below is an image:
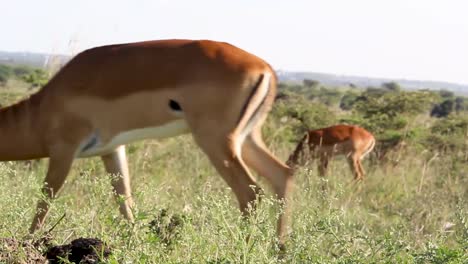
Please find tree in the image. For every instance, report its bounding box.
[351,91,436,135]
[439,89,454,98]
[382,81,401,92]
[0,64,12,85]
[21,68,49,89]
[317,87,342,106]
[12,65,32,77]
[365,87,387,98]
[339,92,359,110]
[455,97,466,114]
[426,115,468,153]
[431,99,455,118]
[303,79,320,88]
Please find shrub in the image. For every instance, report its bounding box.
[0,64,13,85]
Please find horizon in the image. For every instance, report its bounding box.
[1,0,467,86]
[2,49,467,87]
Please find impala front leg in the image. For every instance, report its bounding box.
[318,153,329,178]
[30,146,76,233]
[101,145,134,222]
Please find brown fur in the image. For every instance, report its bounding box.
[0,39,293,246]
[287,124,375,180]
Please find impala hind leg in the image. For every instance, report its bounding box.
[101,145,134,222]
[347,154,363,181]
[356,156,366,180]
[30,147,75,233]
[242,129,293,246]
[191,130,261,215]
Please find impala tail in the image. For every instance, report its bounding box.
[361,135,376,160]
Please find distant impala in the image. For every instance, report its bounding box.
[0,39,293,246]
[287,125,375,180]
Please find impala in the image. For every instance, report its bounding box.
[1,39,293,245]
[287,124,375,180]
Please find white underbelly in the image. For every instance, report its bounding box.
[77,119,190,158]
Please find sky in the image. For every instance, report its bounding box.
[1,0,468,84]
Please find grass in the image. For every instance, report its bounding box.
[0,134,466,263]
[0,87,466,263]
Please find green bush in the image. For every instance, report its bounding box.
[339,91,359,111]
[0,64,50,88]
[431,115,468,136]
[274,99,336,132]
[0,64,13,85]
[21,68,49,88]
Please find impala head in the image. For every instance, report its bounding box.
[286,133,309,169]
[285,154,298,168]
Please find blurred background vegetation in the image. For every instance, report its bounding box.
[273,78,466,163]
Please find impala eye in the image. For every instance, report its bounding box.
[169,99,182,112]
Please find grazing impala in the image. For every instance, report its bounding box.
[0,39,293,245]
[287,124,375,180]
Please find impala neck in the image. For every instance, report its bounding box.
[0,95,46,161]
[286,133,308,167]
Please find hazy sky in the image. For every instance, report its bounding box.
[1,0,467,84]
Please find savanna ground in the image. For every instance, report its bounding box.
[0,69,467,263]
